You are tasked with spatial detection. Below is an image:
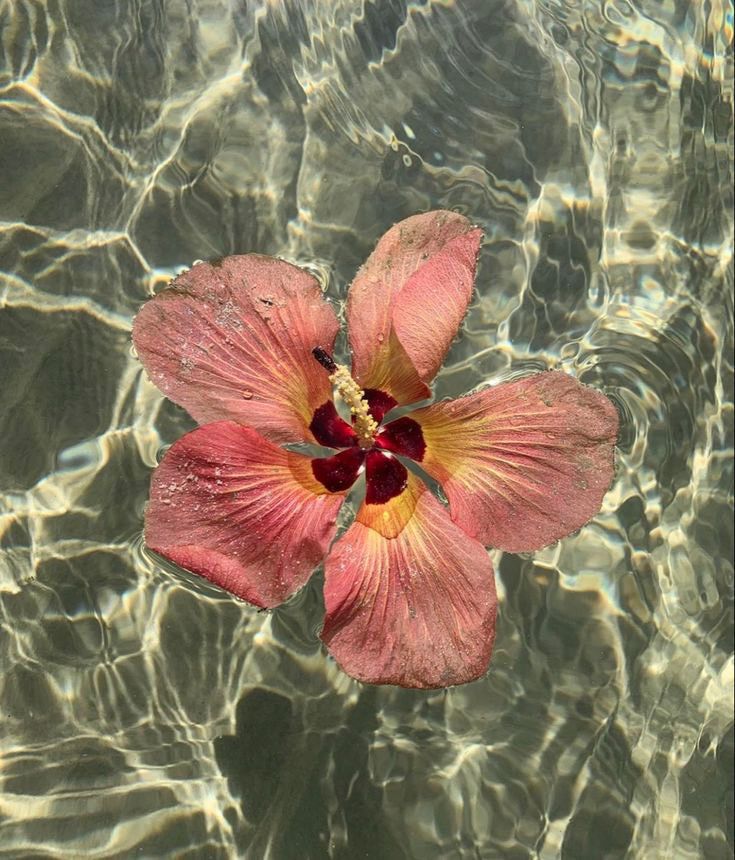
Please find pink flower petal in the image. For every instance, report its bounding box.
[132,255,339,444]
[347,211,482,404]
[322,476,497,688]
[412,372,619,552]
[145,421,345,608]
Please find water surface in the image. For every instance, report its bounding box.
[0,1,733,857]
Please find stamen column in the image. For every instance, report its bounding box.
[312,347,378,448]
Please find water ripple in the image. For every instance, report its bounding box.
[0,0,732,857]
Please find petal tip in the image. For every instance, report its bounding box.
[414,372,620,554]
[323,488,497,689]
[131,254,339,442]
[145,421,342,608]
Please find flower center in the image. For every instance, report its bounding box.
[312,347,378,448]
[309,353,427,505]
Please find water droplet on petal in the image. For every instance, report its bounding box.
[242,389,253,400]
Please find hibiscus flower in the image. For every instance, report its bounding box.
[132,211,618,689]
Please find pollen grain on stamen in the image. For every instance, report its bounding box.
[312,347,378,448]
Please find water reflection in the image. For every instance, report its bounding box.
[0,0,732,857]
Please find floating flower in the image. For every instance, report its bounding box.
[133,211,618,689]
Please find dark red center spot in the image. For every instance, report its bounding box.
[375,416,425,461]
[361,388,398,423]
[310,401,357,448]
[312,447,364,493]
[309,389,426,505]
[364,449,408,504]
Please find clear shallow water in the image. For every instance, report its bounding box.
[0,0,732,857]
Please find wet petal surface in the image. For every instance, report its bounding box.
[133,255,339,444]
[322,475,497,688]
[413,372,619,552]
[146,421,345,608]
